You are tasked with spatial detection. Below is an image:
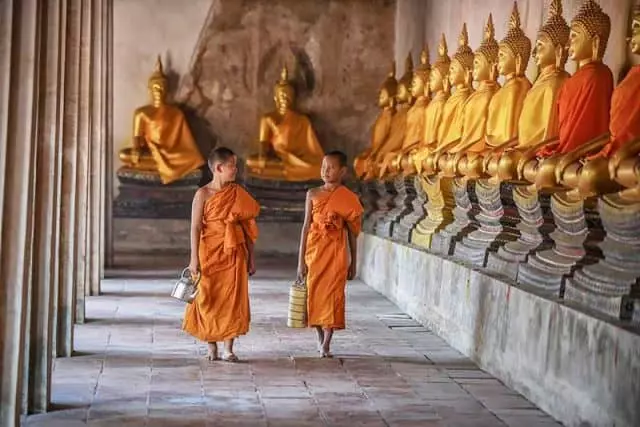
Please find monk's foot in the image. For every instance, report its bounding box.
[207,343,218,361]
[222,352,239,363]
[321,344,332,358]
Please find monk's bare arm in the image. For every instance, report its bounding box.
[297,190,314,281]
[189,189,205,275]
[347,226,358,280]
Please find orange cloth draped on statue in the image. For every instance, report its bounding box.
[600,65,640,156]
[305,186,363,330]
[271,110,325,181]
[134,105,205,184]
[537,61,613,157]
[182,184,260,342]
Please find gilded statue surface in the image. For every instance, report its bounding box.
[119,56,205,185]
[353,63,398,179]
[245,66,324,181]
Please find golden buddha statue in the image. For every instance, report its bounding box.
[489,0,571,183]
[448,14,500,179]
[119,56,205,185]
[354,63,398,179]
[245,65,324,181]
[424,24,474,176]
[390,47,432,176]
[556,4,640,199]
[412,34,451,175]
[482,2,532,181]
[518,0,613,191]
[366,53,414,180]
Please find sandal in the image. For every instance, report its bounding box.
[321,351,333,359]
[222,353,239,363]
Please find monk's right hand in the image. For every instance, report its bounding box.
[296,263,307,284]
[188,259,200,279]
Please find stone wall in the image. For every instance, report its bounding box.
[175,0,396,167]
[358,234,640,427]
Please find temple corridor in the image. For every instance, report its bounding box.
[23,264,560,427]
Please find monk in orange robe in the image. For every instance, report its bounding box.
[183,147,260,362]
[297,151,363,358]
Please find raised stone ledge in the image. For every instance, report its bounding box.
[358,232,640,427]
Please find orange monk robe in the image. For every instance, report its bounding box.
[353,108,394,179]
[537,61,613,157]
[599,65,640,156]
[134,105,205,184]
[450,82,500,154]
[413,93,448,173]
[270,110,325,181]
[516,69,569,149]
[379,98,428,177]
[305,186,363,329]
[485,77,531,149]
[183,184,260,342]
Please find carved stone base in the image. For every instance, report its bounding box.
[359,180,379,221]
[485,187,553,281]
[391,176,421,242]
[411,176,455,250]
[244,176,321,222]
[564,194,640,320]
[377,176,413,239]
[113,167,203,219]
[517,193,603,297]
[430,179,479,256]
[454,180,519,267]
[366,181,397,235]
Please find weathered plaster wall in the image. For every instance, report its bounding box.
[395,0,636,84]
[358,233,640,427]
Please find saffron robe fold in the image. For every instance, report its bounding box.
[538,61,613,157]
[305,186,363,330]
[601,65,640,156]
[183,184,260,342]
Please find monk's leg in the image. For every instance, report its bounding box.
[321,328,334,358]
[207,342,218,361]
[222,338,238,362]
[314,326,324,352]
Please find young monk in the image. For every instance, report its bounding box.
[297,151,364,358]
[183,147,260,362]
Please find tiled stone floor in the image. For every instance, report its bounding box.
[24,265,561,427]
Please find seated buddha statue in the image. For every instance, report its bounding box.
[556,4,640,199]
[119,56,205,185]
[518,0,613,191]
[364,54,414,180]
[353,63,398,179]
[245,65,324,181]
[411,34,451,175]
[384,48,432,177]
[482,2,533,181]
[487,0,570,183]
[444,14,500,180]
[424,24,474,176]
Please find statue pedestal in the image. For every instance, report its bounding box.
[243,176,321,223]
[564,194,640,320]
[411,176,455,250]
[485,187,554,281]
[431,179,479,256]
[392,175,424,243]
[366,181,397,236]
[377,176,416,240]
[453,180,520,267]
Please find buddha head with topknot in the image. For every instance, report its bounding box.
[534,0,570,69]
[378,61,399,108]
[397,53,415,105]
[449,23,474,88]
[274,65,296,113]
[431,34,452,93]
[473,14,500,82]
[148,55,168,104]
[411,47,431,99]
[498,2,532,77]
[568,0,611,65]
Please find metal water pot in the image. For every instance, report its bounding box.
[171,268,200,304]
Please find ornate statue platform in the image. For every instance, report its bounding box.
[243,176,322,223]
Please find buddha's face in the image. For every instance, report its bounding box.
[568,24,593,62]
[150,82,167,104]
[410,74,426,98]
[274,87,294,112]
[449,61,466,86]
[630,16,640,54]
[396,82,410,103]
[498,45,517,76]
[430,69,444,92]
[472,54,491,82]
[534,34,556,68]
[378,88,392,108]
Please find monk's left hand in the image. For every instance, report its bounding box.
[248,257,256,276]
[347,262,356,281]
